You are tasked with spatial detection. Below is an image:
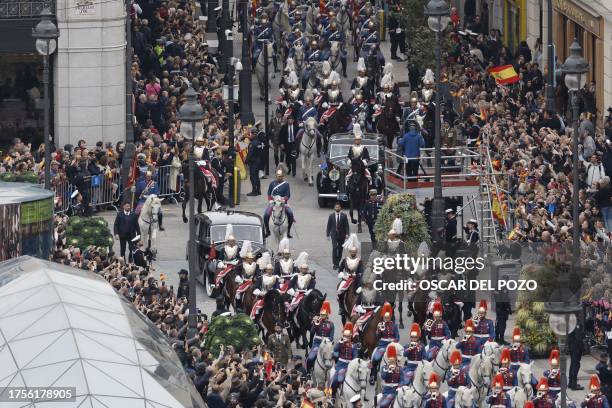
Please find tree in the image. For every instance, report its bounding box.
[374,193,430,253]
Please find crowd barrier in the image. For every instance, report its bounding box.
[156,164,183,203]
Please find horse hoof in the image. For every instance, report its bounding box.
[182,217,188,223]
[308,182,313,186]
[399,322,404,329]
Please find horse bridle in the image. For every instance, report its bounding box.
[342,359,367,395]
[272,205,286,226]
[315,343,333,373]
[301,130,317,152]
[432,343,451,380]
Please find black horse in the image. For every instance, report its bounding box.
[375,100,402,148]
[441,289,463,338]
[347,158,369,233]
[324,102,352,153]
[288,289,326,349]
[181,160,218,223]
[261,289,287,340]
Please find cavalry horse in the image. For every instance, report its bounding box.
[221,264,239,311]
[298,116,320,185]
[337,0,352,44]
[322,102,352,153]
[256,41,276,102]
[346,157,369,233]
[272,3,290,47]
[339,277,359,325]
[452,386,479,408]
[375,99,402,148]
[137,194,162,257]
[289,288,326,349]
[335,358,370,407]
[312,337,334,388]
[507,363,534,408]
[260,289,287,340]
[329,41,345,76]
[390,361,432,408]
[468,352,496,407]
[181,160,217,223]
[290,42,305,76]
[270,195,289,248]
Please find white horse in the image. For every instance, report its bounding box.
[453,386,479,408]
[272,2,290,46]
[270,195,288,247]
[468,353,496,407]
[391,361,432,408]
[298,116,319,186]
[256,41,275,101]
[329,41,342,72]
[138,194,162,255]
[507,363,534,408]
[429,338,457,379]
[291,42,305,76]
[482,341,502,368]
[335,358,369,408]
[337,0,352,45]
[313,338,334,388]
[377,342,405,392]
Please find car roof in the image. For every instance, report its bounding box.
[196,211,263,226]
[329,132,381,145]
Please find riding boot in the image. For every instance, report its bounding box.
[158,212,165,231]
[264,219,271,238]
[369,364,378,385]
[287,219,293,239]
[235,297,243,312]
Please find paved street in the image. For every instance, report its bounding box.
[100,20,600,401]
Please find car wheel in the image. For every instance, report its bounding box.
[318,196,327,208]
[204,262,218,298]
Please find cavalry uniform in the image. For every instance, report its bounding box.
[533,378,556,408]
[250,267,280,320]
[474,300,496,345]
[379,345,401,408]
[372,303,399,378]
[487,387,512,407]
[445,351,471,408]
[331,323,358,391]
[322,87,343,107]
[307,301,335,370]
[509,327,531,376]
[252,23,273,67]
[423,374,447,408]
[582,375,609,408]
[456,320,482,367]
[234,255,259,311]
[264,173,295,237]
[426,301,451,360]
[217,241,240,262]
[287,267,315,313]
[496,348,516,392]
[274,252,295,280]
[542,363,562,398]
[298,100,319,124]
[401,324,425,386]
[347,140,370,161]
[135,175,159,207]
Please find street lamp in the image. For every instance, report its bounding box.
[225,56,242,207]
[560,39,589,263]
[239,0,255,124]
[545,0,556,114]
[545,283,581,408]
[424,0,450,248]
[178,85,204,340]
[32,8,59,191]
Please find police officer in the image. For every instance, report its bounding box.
[246,127,265,196]
[362,189,382,243]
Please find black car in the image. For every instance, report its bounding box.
[190,210,266,297]
[316,132,384,207]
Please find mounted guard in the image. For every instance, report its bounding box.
[486,373,512,408]
[337,234,363,320]
[473,300,496,345]
[371,302,400,384]
[217,224,241,262]
[542,349,561,399]
[347,124,370,161]
[251,263,280,321]
[234,242,259,312]
[379,344,402,408]
[426,300,451,360]
[401,323,425,386]
[331,322,358,396]
[446,350,472,408]
[424,373,447,408]
[264,169,295,238]
[456,319,482,368]
[307,300,335,370]
[287,252,315,314]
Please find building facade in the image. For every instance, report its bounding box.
[0,0,127,149]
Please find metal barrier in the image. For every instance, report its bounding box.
[91,172,120,211]
[50,178,75,214]
[156,164,183,203]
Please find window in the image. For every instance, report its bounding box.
[210,224,263,244]
[329,144,379,160]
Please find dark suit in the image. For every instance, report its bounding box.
[114,210,140,261]
[567,323,585,387]
[279,123,299,176]
[326,211,350,268]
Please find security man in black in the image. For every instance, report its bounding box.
[362,189,383,244]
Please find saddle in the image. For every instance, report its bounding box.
[197,161,218,189]
[236,279,253,294]
[351,306,379,339]
[337,275,355,295]
[250,298,265,320]
[215,264,234,287]
[287,291,306,313]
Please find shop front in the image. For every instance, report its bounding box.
[551,0,605,115]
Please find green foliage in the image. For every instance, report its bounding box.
[64,216,113,250]
[1,171,37,183]
[203,313,260,354]
[374,193,430,253]
[516,300,557,356]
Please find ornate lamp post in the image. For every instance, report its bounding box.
[545,283,581,408]
[178,86,204,340]
[239,0,254,124]
[32,8,59,191]
[561,39,589,263]
[424,0,450,247]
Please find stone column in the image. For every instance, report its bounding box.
[54,0,126,147]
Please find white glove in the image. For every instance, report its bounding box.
[337,272,344,280]
[356,305,365,314]
[253,289,261,296]
[287,288,296,296]
[235,276,244,284]
[282,101,288,107]
[356,287,362,294]
[322,102,329,109]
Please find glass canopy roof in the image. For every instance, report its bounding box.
[0,256,205,408]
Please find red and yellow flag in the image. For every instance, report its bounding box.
[491,196,507,228]
[488,65,519,85]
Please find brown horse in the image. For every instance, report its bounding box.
[375,100,401,148]
[222,266,239,312]
[242,286,256,316]
[353,309,383,358]
[260,289,287,340]
[340,279,359,325]
[409,285,430,326]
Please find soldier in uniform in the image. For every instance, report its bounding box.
[234,250,259,312]
[380,344,402,408]
[253,16,274,69]
[401,323,425,386]
[426,301,451,360]
[322,79,343,106]
[497,348,517,392]
[533,378,556,408]
[446,350,471,408]
[269,110,285,167]
[287,261,315,313]
[331,323,358,396]
[464,219,480,258]
[266,321,292,366]
[582,375,609,408]
[275,246,295,279]
[246,127,265,196]
[264,169,295,238]
[298,91,319,125]
[371,303,400,384]
[307,300,335,370]
[424,373,447,408]
[474,300,496,345]
[445,208,458,255]
[217,233,240,262]
[486,374,512,408]
[337,242,364,320]
[362,189,383,244]
[351,59,372,101]
[456,319,482,367]
[347,127,370,161]
[252,263,280,321]
[509,327,531,376]
[543,349,562,399]
[324,21,347,77]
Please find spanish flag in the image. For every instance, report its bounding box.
[235,142,248,180]
[488,65,519,85]
[491,196,507,228]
